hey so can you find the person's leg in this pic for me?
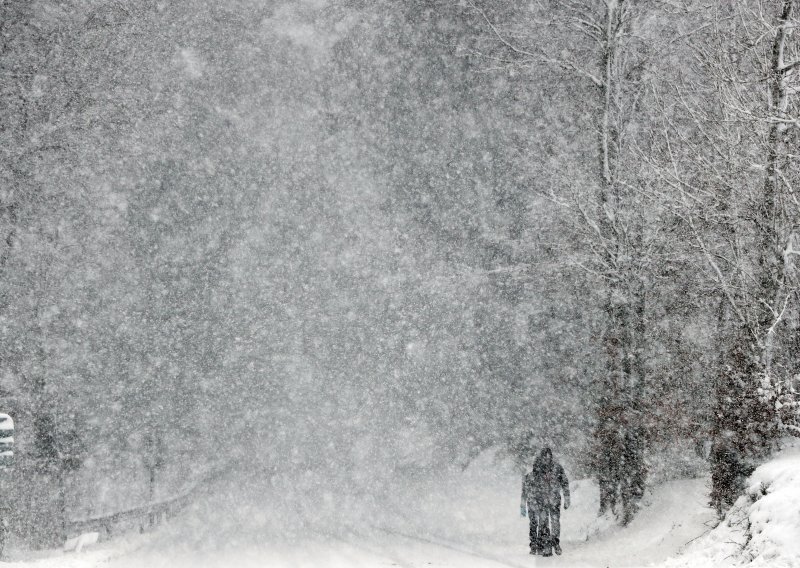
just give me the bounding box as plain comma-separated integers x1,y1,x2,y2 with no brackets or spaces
551,505,562,554
529,507,542,553
528,509,537,553
540,508,552,556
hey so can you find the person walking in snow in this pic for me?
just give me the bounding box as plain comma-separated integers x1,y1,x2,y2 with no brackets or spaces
520,447,570,556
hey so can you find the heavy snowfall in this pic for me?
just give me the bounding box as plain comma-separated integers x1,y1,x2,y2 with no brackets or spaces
1,1,799,567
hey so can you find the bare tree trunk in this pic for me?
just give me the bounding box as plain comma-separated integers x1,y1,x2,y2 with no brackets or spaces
758,0,793,372
591,0,647,524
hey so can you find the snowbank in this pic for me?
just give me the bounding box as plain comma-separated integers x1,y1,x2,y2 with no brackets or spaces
0,532,152,568
662,438,800,568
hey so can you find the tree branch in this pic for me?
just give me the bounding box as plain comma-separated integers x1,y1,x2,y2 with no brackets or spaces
779,58,800,74
466,2,603,88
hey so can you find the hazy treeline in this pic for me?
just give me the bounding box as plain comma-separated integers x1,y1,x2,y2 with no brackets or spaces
0,0,797,546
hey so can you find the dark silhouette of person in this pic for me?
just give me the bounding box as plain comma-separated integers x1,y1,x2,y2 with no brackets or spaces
520,447,570,556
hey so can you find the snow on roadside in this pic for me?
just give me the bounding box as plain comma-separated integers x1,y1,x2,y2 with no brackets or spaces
0,532,154,568
1,551,113,568
661,438,800,568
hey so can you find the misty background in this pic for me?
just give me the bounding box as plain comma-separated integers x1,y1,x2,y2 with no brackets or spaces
1,0,798,553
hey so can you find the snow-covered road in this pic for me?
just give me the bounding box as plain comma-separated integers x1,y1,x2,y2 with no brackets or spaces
17,439,800,568
3,475,716,568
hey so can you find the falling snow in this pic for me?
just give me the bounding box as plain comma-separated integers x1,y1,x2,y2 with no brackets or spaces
0,1,799,567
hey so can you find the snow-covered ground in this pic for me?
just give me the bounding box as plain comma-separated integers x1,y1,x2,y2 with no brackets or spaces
663,438,800,568
5,442,800,568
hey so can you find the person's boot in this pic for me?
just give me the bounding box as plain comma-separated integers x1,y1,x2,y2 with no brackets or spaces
554,538,562,556
541,537,553,558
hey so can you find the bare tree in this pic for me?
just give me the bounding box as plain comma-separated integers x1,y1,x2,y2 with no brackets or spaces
463,0,679,524
647,0,800,515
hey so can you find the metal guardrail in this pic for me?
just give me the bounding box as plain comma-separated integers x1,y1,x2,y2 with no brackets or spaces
66,489,191,538
65,468,224,539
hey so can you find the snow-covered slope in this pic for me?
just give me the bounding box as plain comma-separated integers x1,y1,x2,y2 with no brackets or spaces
661,438,800,568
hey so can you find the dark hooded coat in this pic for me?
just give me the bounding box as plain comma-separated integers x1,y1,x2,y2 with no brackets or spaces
522,448,570,509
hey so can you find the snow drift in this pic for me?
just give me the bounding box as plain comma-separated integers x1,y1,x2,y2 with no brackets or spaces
663,438,800,568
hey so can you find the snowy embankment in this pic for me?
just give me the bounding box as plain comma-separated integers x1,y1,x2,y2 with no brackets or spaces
661,438,800,568
8,443,800,568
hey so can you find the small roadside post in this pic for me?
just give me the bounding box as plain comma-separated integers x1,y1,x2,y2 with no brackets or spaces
142,432,166,529
0,414,14,558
